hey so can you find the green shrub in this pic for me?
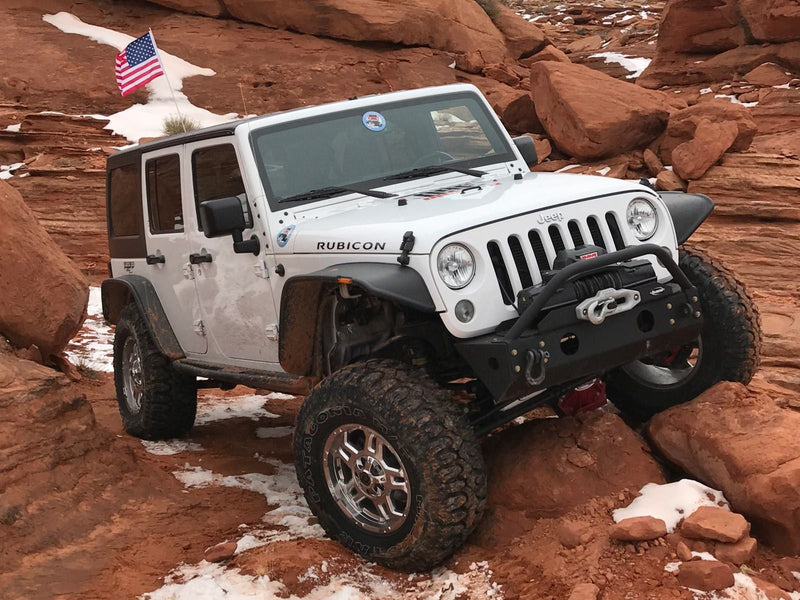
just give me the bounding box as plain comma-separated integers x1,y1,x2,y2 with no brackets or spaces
475,0,500,20
162,114,199,136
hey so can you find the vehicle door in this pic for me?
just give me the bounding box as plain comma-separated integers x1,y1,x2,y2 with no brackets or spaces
183,139,279,363
140,147,207,354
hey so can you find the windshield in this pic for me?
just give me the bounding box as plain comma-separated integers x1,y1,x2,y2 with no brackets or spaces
250,91,515,208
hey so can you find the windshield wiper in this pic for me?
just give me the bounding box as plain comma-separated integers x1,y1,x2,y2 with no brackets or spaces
278,185,395,204
384,165,487,182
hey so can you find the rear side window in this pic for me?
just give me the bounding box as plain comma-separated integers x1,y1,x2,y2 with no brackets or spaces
145,154,184,234
192,144,249,229
108,163,142,237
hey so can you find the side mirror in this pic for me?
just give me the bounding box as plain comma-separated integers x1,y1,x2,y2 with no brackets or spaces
512,136,538,168
198,197,260,255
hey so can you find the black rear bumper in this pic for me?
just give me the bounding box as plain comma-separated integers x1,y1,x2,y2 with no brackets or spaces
455,244,703,402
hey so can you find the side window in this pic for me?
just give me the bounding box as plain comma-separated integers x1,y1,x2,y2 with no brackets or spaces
109,163,142,237
430,104,495,159
191,144,250,230
145,154,184,234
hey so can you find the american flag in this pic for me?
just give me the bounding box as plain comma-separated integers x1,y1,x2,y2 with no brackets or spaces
115,31,165,97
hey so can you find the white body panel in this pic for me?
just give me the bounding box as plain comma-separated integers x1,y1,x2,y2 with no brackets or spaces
113,83,681,371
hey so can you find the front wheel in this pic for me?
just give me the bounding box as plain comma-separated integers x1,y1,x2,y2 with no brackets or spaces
607,245,761,421
293,359,486,571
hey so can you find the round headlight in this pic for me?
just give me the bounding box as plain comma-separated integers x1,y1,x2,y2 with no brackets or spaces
626,198,658,241
437,243,475,289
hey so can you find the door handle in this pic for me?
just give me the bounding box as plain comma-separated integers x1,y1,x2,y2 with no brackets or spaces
146,254,165,265
189,251,213,265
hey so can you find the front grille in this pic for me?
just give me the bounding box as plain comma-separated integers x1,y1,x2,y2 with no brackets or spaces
488,212,627,304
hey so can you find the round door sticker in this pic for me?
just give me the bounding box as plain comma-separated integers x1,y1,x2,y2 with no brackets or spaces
362,111,386,132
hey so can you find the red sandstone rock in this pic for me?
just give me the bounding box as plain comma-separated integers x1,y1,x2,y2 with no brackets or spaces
568,583,599,600
656,170,687,192
529,62,671,160
455,51,486,74
0,181,87,357
204,540,238,562
676,541,693,562
484,85,541,134
611,516,668,542
521,45,571,66
744,63,793,87
146,0,226,17
740,0,800,43
649,382,800,554
661,100,757,164
483,63,521,87
565,35,603,54
557,520,593,549
643,148,664,176
677,560,735,591
530,135,552,163
681,506,749,543
672,119,739,180
715,536,757,565
492,5,548,60
221,0,509,62
486,412,664,518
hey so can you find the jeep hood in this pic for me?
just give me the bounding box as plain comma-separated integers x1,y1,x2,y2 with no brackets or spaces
281,172,654,255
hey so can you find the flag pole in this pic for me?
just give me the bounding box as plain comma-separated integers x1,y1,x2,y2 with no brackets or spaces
149,29,187,133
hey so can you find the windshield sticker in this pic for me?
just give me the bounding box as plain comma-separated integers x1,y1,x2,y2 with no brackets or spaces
362,111,386,132
276,224,295,247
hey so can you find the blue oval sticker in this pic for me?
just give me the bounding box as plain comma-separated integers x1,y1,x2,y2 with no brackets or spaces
276,224,295,248
362,111,386,132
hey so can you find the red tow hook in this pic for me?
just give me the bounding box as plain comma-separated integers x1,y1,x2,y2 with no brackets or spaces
558,379,607,416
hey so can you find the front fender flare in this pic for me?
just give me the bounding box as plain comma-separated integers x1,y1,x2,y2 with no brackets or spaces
279,263,437,375
100,275,184,360
659,192,714,244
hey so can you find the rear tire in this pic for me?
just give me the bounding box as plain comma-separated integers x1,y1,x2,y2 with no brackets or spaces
607,245,761,421
293,359,486,571
113,303,197,440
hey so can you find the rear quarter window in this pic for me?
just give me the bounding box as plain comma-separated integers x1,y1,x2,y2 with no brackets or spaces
107,160,146,258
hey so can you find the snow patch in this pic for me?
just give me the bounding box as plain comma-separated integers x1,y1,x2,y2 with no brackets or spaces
4,123,21,132
42,12,237,142
142,440,204,455
589,52,651,79
66,286,115,372
195,395,281,425
714,93,758,108
0,162,24,179
613,479,729,532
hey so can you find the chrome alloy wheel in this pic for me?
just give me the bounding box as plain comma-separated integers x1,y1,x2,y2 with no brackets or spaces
121,336,144,414
322,424,411,534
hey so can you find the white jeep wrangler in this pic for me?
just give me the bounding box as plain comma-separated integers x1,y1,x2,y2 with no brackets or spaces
102,84,761,571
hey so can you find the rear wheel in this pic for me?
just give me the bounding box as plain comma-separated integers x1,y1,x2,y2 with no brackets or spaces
293,359,486,571
113,304,197,440
607,245,761,421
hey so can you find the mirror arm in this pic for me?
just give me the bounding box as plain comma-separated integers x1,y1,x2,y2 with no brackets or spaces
232,229,261,255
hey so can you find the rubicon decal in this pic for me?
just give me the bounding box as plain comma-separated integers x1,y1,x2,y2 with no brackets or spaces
317,241,387,251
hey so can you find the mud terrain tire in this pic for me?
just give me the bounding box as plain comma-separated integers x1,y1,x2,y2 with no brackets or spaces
607,245,761,421
113,303,197,440
293,359,486,572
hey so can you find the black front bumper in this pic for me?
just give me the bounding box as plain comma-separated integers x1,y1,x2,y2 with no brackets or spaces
455,244,703,402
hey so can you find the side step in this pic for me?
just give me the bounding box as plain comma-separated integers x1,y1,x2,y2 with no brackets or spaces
173,360,314,396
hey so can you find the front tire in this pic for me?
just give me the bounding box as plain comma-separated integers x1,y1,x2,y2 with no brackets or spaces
293,359,486,571
607,245,761,421
113,303,197,440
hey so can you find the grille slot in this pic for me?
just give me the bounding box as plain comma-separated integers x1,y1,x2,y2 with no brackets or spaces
587,216,606,249
548,225,565,253
487,241,515,305
528,230,550,272
508,235,533,289
568,220,584,247
605,212,626,251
